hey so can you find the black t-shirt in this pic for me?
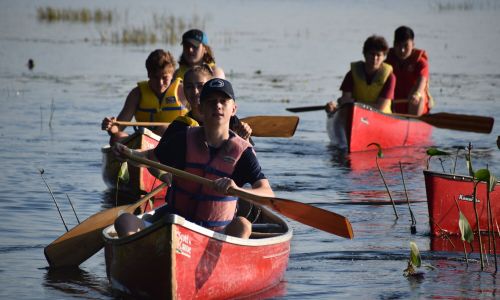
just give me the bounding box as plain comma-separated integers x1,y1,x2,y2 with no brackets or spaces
154,129,265,187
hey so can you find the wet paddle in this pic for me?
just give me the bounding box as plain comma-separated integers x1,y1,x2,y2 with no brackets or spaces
114,115,299,138
286,105,494,133
44,182,168,269
125,152,354,239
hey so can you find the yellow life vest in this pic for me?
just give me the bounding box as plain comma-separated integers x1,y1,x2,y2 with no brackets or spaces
174,115,200,127
174,62,217,81
134,79,188,122
351,61,393,113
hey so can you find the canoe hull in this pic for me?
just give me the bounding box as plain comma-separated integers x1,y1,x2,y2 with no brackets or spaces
424,170,500,236
103,205,292,299
327,103,433,152
101,128,166,210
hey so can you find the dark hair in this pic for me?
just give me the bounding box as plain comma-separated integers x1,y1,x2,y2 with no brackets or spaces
183,64,214,81
145,49,176,75
394,26,415,43
362,35,389,55
178,44,216,66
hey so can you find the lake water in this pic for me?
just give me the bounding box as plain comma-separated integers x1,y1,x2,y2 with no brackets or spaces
0,0,499,299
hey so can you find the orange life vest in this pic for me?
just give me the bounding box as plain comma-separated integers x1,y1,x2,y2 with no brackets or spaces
168,127,251,231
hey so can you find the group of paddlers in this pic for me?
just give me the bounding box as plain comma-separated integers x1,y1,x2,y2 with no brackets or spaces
101,26,432,239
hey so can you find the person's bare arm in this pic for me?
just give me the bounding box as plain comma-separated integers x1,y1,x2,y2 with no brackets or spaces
102,87,141,134
408,76,427,115
213,178,274,198
375,97,392,113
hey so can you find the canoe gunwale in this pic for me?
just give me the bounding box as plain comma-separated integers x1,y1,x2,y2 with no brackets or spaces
423,170,500,184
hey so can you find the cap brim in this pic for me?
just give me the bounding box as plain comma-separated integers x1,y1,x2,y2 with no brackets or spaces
182,38,201,47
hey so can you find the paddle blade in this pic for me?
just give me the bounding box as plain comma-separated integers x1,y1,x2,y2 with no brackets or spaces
253,196,354,239
44,183,167,269
286,105,326,113
44,205,130,269
419,113,494,134
241,116,299,137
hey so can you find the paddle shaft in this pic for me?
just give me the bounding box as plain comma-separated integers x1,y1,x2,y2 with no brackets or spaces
392,112,494,134
44,182,168,268
286,100,410,113
114,115,299,138
125,152,354,239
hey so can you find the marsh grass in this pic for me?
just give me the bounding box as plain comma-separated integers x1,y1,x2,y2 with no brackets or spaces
37,7,113,23
102,13,206,45
37,7,207,45
433,0,500,11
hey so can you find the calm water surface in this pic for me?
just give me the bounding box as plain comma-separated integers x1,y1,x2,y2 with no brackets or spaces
0,0,499,299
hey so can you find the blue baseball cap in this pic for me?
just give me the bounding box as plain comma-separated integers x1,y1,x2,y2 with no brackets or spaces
200,78,235,102
182,29,208,47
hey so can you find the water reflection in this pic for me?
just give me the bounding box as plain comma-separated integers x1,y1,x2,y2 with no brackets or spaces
329,145,428,174
43,267,113,298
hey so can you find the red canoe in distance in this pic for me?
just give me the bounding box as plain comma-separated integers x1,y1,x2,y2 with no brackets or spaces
103,201,292,299
327,103,433,152
424,170,500,236
101,128,166,212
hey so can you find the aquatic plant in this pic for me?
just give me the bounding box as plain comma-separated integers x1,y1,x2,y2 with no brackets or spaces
452,146,466,174
456,200,474,266
404,241,435,277
38,168,69,232
116,162,129,206
433,0,500,12
399,162,416,234
425,147,450,170
37,7,113,23
473,168,498,271
49,98,55,128
100,13,206,46
367,143,398,219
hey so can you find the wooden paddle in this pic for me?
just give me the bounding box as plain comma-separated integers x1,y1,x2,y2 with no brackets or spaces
125,152,354,239
114,115,300,138
286,100,426,113
391,112,494,134
286,104,494,134
44,182,168,269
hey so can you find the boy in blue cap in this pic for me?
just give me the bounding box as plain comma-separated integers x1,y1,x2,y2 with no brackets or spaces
114,78,272,238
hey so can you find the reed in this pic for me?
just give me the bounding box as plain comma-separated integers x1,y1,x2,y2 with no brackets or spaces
101,14,206,45
37,7,113,23
367,143,398,219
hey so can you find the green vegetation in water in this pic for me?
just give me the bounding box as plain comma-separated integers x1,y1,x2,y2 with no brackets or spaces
404,241,435,277
367,143,398,219
37,7,113,23
433,0,500,11
102,13,207,45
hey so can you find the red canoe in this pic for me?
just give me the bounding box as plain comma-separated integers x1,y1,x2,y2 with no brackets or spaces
327,103,433,152
103,201,292,299
101,128,166,211
424,170,500,236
